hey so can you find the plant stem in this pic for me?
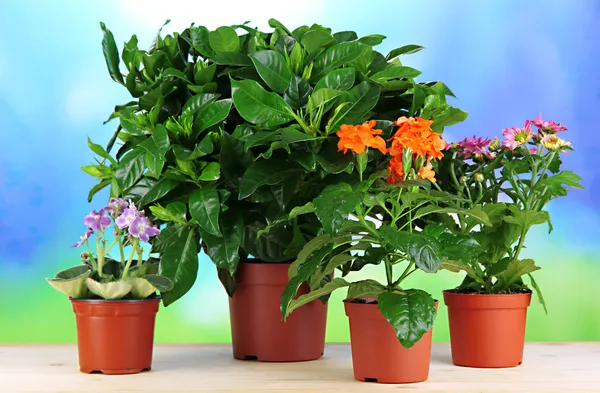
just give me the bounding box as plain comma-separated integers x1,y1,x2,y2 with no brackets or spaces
96,235,104,276
513,229,528,261
398,262,415,285
384,255,393,288
137,246,144,267
85,239,97,271
121,239,139,279
117,230,125,263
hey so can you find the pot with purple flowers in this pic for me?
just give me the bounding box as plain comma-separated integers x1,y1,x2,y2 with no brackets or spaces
46,198,172,375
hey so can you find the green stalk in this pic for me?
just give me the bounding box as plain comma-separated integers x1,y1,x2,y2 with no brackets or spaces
96,235,104,276
121,239,139,279
117,229,125,264
384,255,393,288
397,262,415,285
85,239,97,271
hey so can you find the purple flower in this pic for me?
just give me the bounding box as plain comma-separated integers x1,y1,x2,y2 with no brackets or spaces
530,113,567,132
502,124,533,150
83,210,112,231
72,228,93,248
453,136,493,159
106,198,129,216
129,216,161,243
115,207,139,229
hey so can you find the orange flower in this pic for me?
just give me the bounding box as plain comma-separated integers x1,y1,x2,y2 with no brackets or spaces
337,120,387,155
418,161,437,183
386,156,404,184
389,116,446,161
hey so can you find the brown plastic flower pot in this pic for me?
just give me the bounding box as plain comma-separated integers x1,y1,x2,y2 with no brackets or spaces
443,290,531,368
344,300,437,384
229,261,327,362
71,298,160,374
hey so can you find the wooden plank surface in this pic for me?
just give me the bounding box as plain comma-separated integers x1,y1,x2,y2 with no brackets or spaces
0,343,599,392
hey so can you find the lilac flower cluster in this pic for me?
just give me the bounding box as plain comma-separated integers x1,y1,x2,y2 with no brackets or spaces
73,198,160,247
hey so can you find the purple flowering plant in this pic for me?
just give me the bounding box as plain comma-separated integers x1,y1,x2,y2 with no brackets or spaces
47,198,173,300
433,114,583,307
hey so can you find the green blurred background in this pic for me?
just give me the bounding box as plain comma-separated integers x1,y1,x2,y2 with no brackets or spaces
1,0,599,342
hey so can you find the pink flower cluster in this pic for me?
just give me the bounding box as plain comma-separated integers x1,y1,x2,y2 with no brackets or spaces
450,136,495,159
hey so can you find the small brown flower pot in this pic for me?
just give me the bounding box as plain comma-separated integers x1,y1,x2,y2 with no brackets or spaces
71,298,160,374
344,300,437,384
229,261,327,362
443,290,532,368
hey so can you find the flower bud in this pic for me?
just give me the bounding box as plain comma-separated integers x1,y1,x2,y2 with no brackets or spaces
80,252,89,260
488,136,501,152
474,173,484,182
459,176,467,183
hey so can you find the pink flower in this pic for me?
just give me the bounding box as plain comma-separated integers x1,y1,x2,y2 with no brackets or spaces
531,113,567,132
529,147,538,154
502,124,533,150
453,135,493,159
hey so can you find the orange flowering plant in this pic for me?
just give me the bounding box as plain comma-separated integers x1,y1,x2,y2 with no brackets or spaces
280,116,491,348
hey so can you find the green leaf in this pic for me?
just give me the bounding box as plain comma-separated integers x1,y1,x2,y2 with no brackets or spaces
88,179,111,202
86,278,132,300
281,127,320,144
441,260,484,284
190,26,214,57
271,171,301,210
286,278,350,316
231,79,295,128
201,213,243,276
208,26,240,53
494,259,540,291
372,64,421,82
314,68,355,91
81,164,113,179
347,279,385,299
239,159,302,199
288,235,346,278
528,273,547,314
504,207,552,233
351,245,385,271
410,81,426,117
308,88,343,110
357,34,386,46
193,99,232,134
190,187,221,236
537,170,584,198
386,44,424,60
194,63,217,85
316,142,354,173
46,266,92,298
378,289,436,348
313,183,362,236
182,93,220,115
289,202,315,218
150,204,187,224
413,205,491,227
198,162,221,181
212,52,252,66
99,22,123,84
284,75,313,110
300,29,336,54
242,131,281,150
137,178,179,208
220,133,253,184
115,148,145,190
312,42,370,80
326,81,380,133
268,18,293,35
127,276,169,299
250,50,292,93
158,226,199,306
380,226,443,273
312,253,355,287
88,138,117,166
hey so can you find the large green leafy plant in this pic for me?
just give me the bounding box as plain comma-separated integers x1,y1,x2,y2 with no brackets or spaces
436,115,583,310
85,19,467,304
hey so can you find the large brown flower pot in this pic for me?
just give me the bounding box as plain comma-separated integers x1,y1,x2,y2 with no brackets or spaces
71,298,160,374
344,300,436,384
443,290,532,368
229,261,327,362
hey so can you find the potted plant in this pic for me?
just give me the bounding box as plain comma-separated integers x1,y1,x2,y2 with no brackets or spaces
46,198,172,374
280,117,490,383
437,115,583,367
88,19,466,362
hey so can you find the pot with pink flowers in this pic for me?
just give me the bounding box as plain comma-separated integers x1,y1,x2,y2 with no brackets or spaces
46,198,172,375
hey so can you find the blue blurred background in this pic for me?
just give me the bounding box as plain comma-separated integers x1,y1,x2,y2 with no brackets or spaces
1,0,599,342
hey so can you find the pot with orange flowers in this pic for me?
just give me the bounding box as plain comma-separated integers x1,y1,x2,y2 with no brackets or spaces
280,117,490,383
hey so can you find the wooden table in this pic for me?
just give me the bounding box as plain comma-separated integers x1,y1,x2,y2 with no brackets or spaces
1,343,599,392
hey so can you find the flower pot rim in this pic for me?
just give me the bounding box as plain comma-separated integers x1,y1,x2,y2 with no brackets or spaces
442,289,532,297
69,296,161,304
343,298,439,304
242,259,293,265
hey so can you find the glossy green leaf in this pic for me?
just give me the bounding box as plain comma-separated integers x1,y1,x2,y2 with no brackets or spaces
198,162,221,181
312,42,370,80
88,179,111,202
494,259,540,291
410,80,426,117
316,142,353,173
300,29,336,55
189,187,221,236
231,79,295,128
194,63,217,85
386,44,424,60
351,246,385,271
441,260,484,284
326,81,380,133
380,226,443,273
271,171,301,210
313,183,362,235
128,277,159,299
190,26,214,57
81,164,113,179
372,64,421,81
504,207,552,233
239,159,302,199
201,213,243,276
537,170,584,198
528,273,547,314
182,93,220,115
220,133,254,184
242,130,281,150
314,68,355,91
378,289,436,348
357,34,386,46
347,279,385,299
281,127,320,144
159,226,199,306
286,278,350,316
284,76,313,110
115,148,145,190
268,18,293,35
150,204,187,224
99,22,123,84
88,138,117,166
137,178,179,208
333,31,358,42
85,278,132,300
193,99,232,134
212,52,252,66
413,205,491,227
250,50,292,93
208,26,240,52
46,266,92,298
289,202,315,219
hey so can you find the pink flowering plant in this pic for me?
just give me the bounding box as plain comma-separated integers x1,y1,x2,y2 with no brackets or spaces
46,198,173,300
434,114,582,308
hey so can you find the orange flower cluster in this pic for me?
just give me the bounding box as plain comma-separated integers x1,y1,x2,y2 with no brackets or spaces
336,120,387,155
336,116,445,185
